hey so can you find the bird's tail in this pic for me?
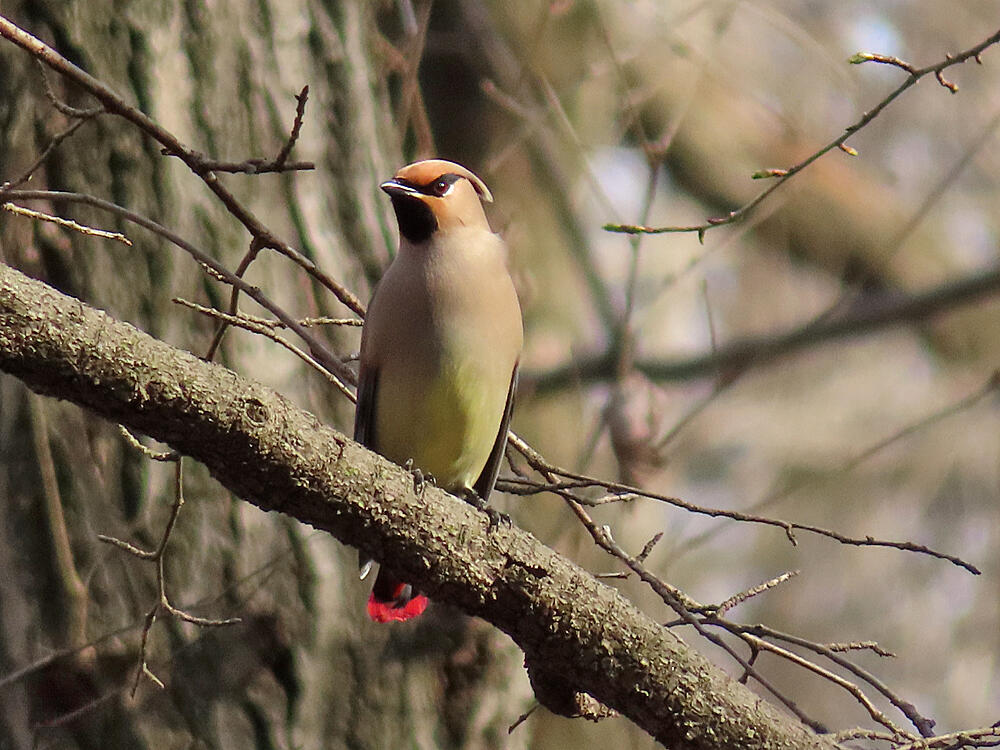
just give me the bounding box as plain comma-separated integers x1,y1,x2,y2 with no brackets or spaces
366,566,428,623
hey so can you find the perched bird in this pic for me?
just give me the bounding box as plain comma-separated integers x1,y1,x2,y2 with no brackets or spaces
355,159,523,623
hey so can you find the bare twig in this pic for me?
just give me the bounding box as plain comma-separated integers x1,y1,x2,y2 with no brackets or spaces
98,459,239,696
396,1,436,156
731,633,915,739
274,85,309,167
712,570,798,618
118,425,177,462
1,115,95,190
204,238,264,361
0,17,364,317
720,622,931,736
179,86,312,175
896,725,1000,750
507,703,539,734
589,520,928,737
173,297,356,402
507,433,980,574
556,489,830,732
826,641,896,658
508,427,831,729
184,156,314,174
34,58,103,118
198,309,361,330
637,532,662,562
504,428,958,735
605,28,1000,239
4,201,132,245
0,188,357,387
831,727,898,744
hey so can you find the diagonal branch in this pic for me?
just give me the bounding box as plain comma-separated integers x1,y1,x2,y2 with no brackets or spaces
605,28,1000,239
0,15,364,319
0,261,837,750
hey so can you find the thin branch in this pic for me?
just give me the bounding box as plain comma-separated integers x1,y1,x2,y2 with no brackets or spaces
173,297,355,402
251,314,363,329
510,433,831,730
204,238,264,361
3,201,132,245
34,58,103,118
723,622,932,736
605,28,1000,238
506,434,981,574
507,704,539,734
118,425,177,462
393,0,435,156
556,488,830,732
0,17,364,317
176,85,313,174
891,726,1000,750
98,458,239,695
1,115,95,190
712,570,798,618
274,84,309,167
498,435,964,735
186,156,314,174
831,726,898,744
0,188,357,387
574,497,931,739
734,633,915,740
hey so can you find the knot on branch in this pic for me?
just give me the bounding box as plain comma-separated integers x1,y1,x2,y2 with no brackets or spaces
525,659,617,722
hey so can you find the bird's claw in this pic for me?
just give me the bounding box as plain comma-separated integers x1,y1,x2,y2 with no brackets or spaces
462,489,511,531
404,460,435,495
484,506,512,531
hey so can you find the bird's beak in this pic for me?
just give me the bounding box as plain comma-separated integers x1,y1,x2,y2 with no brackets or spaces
380,179,422,199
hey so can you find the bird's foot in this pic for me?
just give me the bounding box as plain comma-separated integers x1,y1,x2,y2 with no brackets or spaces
404,460,435,496
462,489,511,531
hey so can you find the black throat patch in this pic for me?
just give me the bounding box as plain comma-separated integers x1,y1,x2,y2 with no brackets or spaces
390,195,437,244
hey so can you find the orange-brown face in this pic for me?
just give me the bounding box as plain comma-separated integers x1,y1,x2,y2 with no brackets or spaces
381,160,493,243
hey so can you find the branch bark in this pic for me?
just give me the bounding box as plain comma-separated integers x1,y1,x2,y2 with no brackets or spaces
0,261,836,749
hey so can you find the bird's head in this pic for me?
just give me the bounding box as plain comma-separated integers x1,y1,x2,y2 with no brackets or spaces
380,159,493,244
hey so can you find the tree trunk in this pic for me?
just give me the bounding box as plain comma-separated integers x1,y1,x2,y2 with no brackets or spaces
0,2,530,748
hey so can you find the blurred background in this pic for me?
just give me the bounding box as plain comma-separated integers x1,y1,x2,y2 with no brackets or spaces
0,1,997,748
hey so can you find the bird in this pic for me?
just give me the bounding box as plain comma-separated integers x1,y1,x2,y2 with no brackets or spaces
355,159,523,623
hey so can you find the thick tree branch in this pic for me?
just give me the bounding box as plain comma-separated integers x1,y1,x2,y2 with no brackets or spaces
0,262,835,749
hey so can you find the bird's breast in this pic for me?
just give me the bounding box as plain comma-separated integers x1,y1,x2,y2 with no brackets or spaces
364,235,521,491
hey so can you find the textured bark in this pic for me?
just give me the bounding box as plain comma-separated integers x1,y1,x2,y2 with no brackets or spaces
0,2,529,748
0,260,838,750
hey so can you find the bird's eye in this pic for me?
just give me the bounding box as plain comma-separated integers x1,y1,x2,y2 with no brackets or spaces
431,178,450,196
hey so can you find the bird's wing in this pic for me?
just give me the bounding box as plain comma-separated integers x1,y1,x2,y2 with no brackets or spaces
472,363,519,503
354,363,378,447
354,363,378,579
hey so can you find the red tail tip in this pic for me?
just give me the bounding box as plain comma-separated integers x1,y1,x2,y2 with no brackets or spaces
367,593,429,623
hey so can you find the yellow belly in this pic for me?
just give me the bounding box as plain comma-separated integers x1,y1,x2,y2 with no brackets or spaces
374,357,504,492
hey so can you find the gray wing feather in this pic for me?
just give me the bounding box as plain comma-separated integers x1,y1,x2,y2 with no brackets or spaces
473,363,518,502
355,365,378,579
